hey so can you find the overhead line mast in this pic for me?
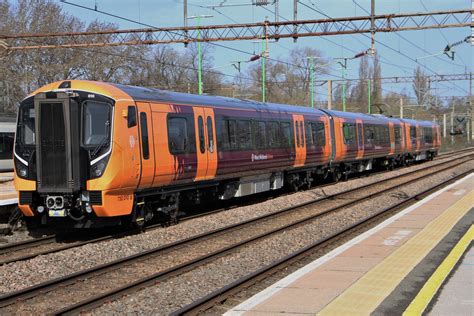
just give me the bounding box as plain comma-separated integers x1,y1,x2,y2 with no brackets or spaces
1,9,472,50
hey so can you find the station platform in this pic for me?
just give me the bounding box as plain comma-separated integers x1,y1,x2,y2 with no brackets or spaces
0,172,14,183
0,174,17,206
226,173,473,316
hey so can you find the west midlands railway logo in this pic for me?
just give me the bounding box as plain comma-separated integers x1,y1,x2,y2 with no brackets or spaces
251,153,273,162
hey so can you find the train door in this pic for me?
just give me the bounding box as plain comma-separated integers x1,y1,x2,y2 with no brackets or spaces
388,122,395,155
136,102,156,189
405,123,412,152
193,107,218,181
399,122,406,151
416,124,421,151
356,119,364,159
292,114,306,167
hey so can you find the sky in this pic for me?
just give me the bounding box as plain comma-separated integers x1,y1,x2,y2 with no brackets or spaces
59,0,473,103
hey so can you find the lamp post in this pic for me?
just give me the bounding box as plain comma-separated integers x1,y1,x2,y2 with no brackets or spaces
309,58,314,108
335,58,348,112
335,50,369,112
261,39,266,102
306,56,329,108
253,39,273,102
367,78,371,114
187,15,213,95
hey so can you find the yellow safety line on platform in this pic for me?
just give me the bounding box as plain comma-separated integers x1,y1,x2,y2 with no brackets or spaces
403,225,474,316
317,190,474,316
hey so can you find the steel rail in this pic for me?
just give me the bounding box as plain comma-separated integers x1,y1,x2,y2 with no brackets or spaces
0,232,122,266
0,235,55,253
173,169,473,315
42,157,472,314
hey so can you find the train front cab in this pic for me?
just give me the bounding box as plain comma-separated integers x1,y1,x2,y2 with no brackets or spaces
14,82,144,228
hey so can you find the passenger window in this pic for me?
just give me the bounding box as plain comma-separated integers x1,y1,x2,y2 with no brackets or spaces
221,119,237,150
139,112,149,160
267,122,280,148
280,122,292,148
316,122,326,147
372,125,388,145
255,121,267,149
299,121,304,147
295,121,300,147
410,126,417,146
357,124,363,145
305,123,313,146
364,125,374,143
394,126,402,144
198,116,205,153
127,106,137,128
207,117,214,153
168,117,188,153
423,127,433,143
343,123,356,144
237,120,252,149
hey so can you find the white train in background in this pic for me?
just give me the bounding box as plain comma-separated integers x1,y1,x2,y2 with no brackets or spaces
0,115,15,172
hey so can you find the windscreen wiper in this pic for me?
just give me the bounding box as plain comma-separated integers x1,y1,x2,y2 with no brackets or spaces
91,120,110,158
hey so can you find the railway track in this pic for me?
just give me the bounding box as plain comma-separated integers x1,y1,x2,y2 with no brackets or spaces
0,230,130,266
174,169,473,315
1,148,472,266
0,195,280,266
0,153,470,314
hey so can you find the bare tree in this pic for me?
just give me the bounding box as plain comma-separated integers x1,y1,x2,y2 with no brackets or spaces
371,52,382,105
413,66,430,106
245,47,328,105
349,56,370,112
0,0,153,112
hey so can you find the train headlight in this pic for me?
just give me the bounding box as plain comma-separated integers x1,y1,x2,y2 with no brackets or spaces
19,167,28,177
85,205,93,213
46,197,55,208
14,158,30,179
90,156,109,179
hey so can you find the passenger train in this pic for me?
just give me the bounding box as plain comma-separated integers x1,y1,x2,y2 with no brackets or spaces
14,80,440,228
0,116,15,172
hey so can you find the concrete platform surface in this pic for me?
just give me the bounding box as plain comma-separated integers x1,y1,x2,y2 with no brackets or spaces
225,173,473,316
0,177,17,205
427,243,473,316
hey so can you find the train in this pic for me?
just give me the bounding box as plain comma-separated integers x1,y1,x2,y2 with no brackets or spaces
14,80,440,228
0,116,15,172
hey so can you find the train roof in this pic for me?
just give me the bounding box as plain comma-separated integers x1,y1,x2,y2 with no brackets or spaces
28,81,438,126
325,110,394,122
400,118,437,127
29,80,327,116
111,83,329,116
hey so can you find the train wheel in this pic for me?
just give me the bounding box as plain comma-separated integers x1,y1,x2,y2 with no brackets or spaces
332,169,341,183
342,170,349,181
291,182,299,192
130,205,146,231
402,157,409,167
389,161,395,171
